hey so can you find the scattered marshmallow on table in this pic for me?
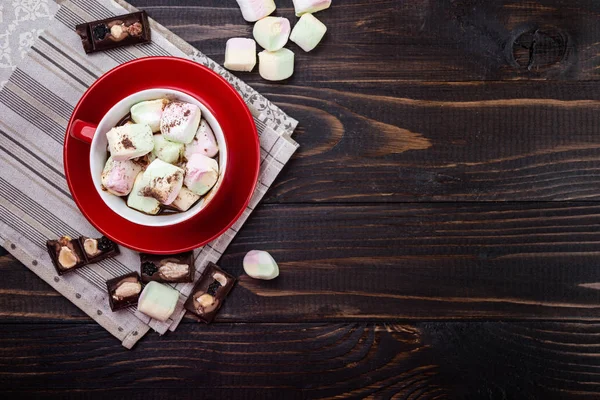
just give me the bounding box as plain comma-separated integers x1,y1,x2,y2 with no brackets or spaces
100,156,142,196
140,158,184,205
160,101,201,144
127,172,161,215
130,99,168,132
185,119,219,159
184,153,219,196
106,124,154,161
290,13,327,52
236,0,276,22
137,281,179,322
258,48,295,81
224,38,257,72
253,17,290,51
171,186,201,212
153,134,184,164
293,0,331,16
243,250,279,280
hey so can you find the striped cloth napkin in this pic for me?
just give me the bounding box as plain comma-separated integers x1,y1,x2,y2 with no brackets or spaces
0,0,298,348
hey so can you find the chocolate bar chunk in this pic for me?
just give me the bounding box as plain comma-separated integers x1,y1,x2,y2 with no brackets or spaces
76,11,150,54
46,236,87,275
107,272,142,311
79,235,120,264
184,262,236,323
140,251,194,283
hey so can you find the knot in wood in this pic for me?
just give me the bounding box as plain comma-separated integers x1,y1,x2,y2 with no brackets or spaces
511,29,566,71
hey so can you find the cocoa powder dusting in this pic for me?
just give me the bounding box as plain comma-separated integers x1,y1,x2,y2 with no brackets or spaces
121,137,134,149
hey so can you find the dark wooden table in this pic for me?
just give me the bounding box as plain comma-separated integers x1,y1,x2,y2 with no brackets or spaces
2,0,600,398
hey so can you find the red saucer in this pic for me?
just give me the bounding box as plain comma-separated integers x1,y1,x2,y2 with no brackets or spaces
64,57,259,254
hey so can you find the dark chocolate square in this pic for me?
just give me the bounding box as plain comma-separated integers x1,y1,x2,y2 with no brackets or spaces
76,11,151,54
46,236,87,275
79,236,120,264
184,262,236,324
106,272,142,311
140,251,194,283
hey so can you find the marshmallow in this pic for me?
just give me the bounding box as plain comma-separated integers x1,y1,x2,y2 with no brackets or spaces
106,124,154,161
153,134,184,164
160,101,201,144
224,38,257,72
130,99,168,132
290,13,327,52
185,119,219,159
127,172,160,215
243,250,279,280
258,48,295,81
293,0,331,16
171,186,201,212
184,153,219,196
236,0,276,22
253,17,291,51
140,159,184,205
101,156,142,196
137,281,179,322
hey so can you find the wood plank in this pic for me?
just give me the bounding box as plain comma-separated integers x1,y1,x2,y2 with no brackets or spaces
134,0,600,82
256,80,600,202
0,321,599,399
3,202,600,322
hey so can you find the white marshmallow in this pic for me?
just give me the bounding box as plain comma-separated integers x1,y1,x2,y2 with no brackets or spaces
258,48,295,81
224,38,257,72
106,124,154,161
153,134,184,164
100,155,142,196
293,0,331,16
236,0,276,22
171,186,201,212
130,99,168,132
127,172,161,215
243,250,279,280
160,102,201,144
185,119,219,159
290,13,327,52
137,281,179,322
253,17,291,51
184,154,219,196
140,159,184,205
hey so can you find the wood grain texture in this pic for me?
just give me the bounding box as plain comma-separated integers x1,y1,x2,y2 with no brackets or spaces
3,203,600,322
135,0,600,82
256,81,600,202
1,321,599,399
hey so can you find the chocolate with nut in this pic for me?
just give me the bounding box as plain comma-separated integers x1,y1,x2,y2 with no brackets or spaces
107,272,142,311
79,235,120,264
184,262,236,323
46,236,87,275
140,251,194,283
76,11,151,54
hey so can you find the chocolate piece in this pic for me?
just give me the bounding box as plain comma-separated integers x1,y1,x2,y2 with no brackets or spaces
79,235,120,264
184,262,236,323
46,236,87,275
106,272,142,311
76,11,151,54
140,251,194,283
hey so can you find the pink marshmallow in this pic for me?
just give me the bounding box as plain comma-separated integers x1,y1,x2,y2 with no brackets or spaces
101,156,142,196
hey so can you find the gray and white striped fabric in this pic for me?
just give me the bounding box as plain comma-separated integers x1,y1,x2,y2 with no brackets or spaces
0,0,298,348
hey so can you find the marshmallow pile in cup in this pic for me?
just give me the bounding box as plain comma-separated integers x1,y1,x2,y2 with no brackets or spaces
226,0,331,80
100,98,220,216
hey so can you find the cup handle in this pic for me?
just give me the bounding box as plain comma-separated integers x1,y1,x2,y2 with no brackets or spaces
70,119,96,144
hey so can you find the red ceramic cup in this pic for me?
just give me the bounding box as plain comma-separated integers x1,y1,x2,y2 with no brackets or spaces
65,57,260,254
